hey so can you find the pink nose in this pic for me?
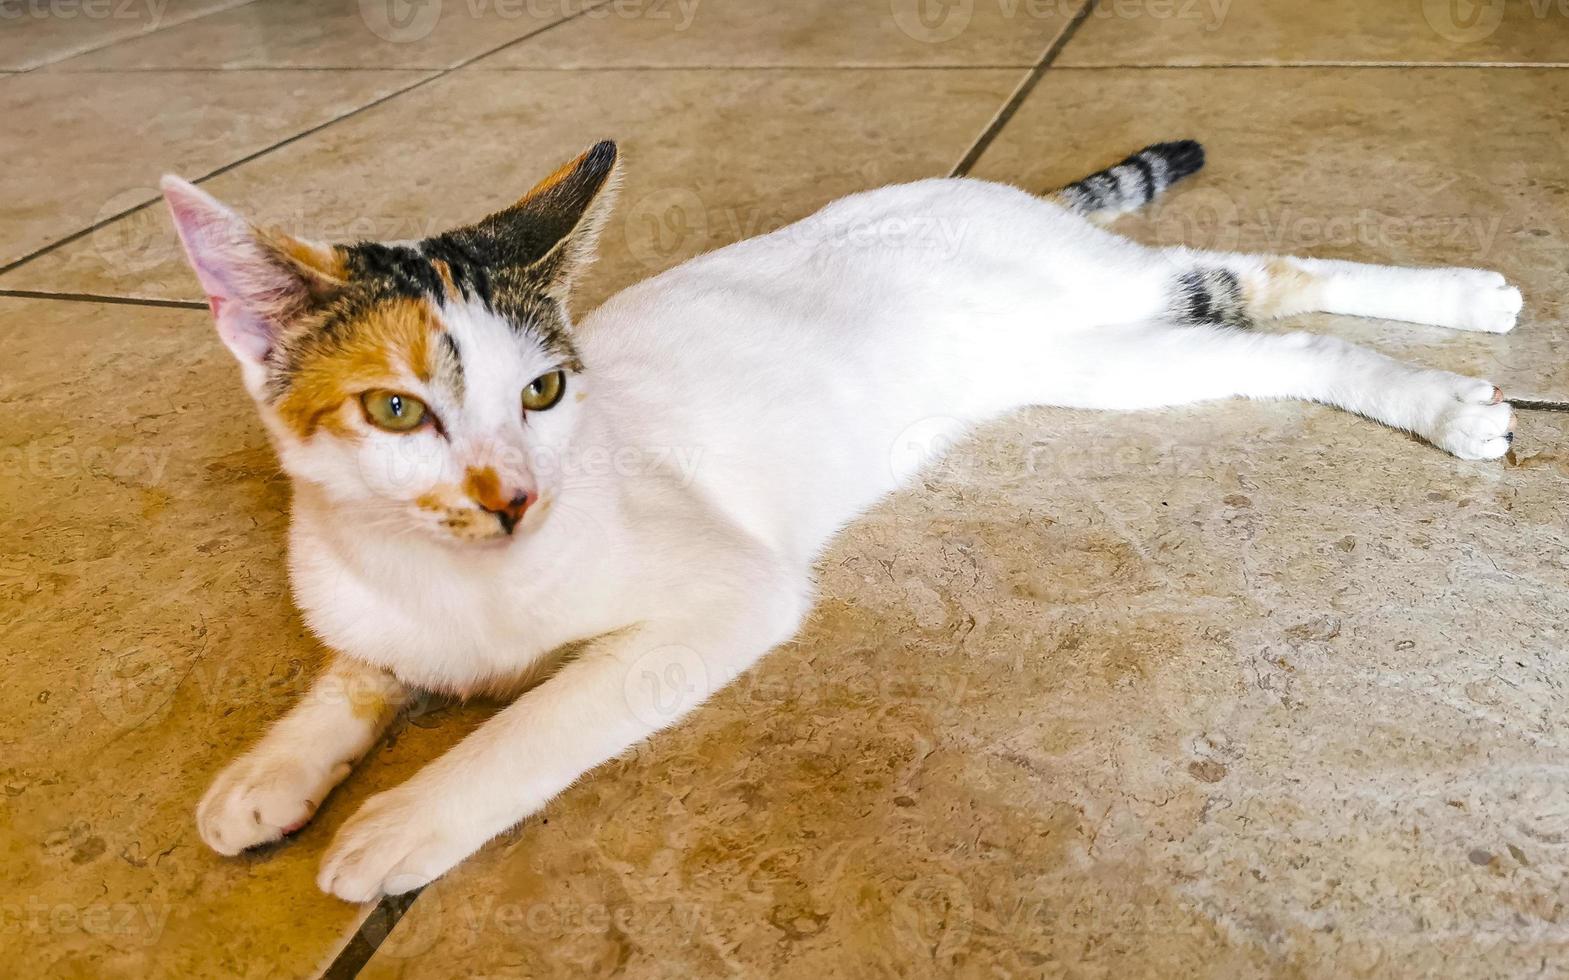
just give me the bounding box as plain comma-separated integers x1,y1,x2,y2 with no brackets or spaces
480,493,530,534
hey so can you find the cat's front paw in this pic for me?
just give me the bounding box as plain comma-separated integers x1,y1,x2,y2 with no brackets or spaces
317,787,478,902
198,751,351,856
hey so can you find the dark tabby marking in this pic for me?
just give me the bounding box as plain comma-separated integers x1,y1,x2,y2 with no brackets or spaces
280,140,619,394
436,331,464,397
1170,268,1250,329
1055,140,1206,217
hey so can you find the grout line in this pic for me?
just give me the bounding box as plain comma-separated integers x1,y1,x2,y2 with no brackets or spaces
0,288,204,309
459,62,1038,71
50,65,455,73
48,63,1040,73
1051,60,1569,69
948,0,1100,177
320,888,426,980
15,0,260,73
37,60,1569,75
0,73,439,278
0,1,613,283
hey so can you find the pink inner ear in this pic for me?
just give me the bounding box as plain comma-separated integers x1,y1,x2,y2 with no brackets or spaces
162,176,291,366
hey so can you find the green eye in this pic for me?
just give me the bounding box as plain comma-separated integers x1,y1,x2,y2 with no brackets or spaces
360,390,428,432
521,370,566,412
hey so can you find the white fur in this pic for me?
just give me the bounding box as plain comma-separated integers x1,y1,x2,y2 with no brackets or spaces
190,176,1522,900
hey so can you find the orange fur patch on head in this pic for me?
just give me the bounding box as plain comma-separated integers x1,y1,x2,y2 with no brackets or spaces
276,296,442,438
463,466,507,511
430,258,460,299
259,228,347,283
517,151,586,207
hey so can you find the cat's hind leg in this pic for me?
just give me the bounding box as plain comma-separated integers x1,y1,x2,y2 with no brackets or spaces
1038,322,1515,460
1161,249,1523,334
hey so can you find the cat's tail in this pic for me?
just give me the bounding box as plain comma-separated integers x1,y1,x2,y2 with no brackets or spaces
1050,140,1205,221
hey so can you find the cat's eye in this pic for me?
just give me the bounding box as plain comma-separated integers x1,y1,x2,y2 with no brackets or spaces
521,370,566,413
360,390,429,432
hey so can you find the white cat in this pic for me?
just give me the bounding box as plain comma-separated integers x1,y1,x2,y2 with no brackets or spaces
163,139,1522,901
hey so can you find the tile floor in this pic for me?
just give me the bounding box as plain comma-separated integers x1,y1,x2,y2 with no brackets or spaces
3,1,1568,976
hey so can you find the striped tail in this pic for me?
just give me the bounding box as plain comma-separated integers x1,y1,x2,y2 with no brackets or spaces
1052,140,1205,220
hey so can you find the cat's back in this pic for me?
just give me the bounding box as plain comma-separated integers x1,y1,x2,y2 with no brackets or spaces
572,177,1120,557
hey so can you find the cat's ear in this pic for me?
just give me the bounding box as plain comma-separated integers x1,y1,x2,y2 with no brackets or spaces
161,176,346,370
471,140,620,300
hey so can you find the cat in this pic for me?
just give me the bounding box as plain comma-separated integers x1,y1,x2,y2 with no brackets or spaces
163,138,1522,902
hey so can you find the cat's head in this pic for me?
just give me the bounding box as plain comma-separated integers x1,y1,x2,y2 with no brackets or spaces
163,141,619,546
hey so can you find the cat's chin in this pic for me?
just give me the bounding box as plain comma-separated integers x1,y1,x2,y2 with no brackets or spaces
432,530,517,551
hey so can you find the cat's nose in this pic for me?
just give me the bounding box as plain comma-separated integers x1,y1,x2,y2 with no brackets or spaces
481,494,530,535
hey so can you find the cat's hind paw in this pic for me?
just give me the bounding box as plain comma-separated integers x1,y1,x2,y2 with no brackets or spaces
1454,273,1523,334
197,752,350,856
1425,378,1515,460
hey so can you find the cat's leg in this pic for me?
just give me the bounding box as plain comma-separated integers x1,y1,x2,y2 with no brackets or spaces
198,657,409,855
316,574,809,902
1039,322,1515,460
1161,249,1523,334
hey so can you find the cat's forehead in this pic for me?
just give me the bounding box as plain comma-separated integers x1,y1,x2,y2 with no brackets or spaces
265,242,575,438
337,239,576,358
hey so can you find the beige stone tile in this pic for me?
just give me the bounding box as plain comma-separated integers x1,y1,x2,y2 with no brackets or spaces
969,66,1569,400
55,0,582,69
1,67,1023,311
0,0,246,71
353,396,1569,977
0,294,497,976
478,0,1080,68
0,68,430,270
1059,0,1569,66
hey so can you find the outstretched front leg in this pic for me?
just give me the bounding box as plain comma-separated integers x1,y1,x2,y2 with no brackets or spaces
198,657,410,854
317,576,809,902
1161,248,1524,334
